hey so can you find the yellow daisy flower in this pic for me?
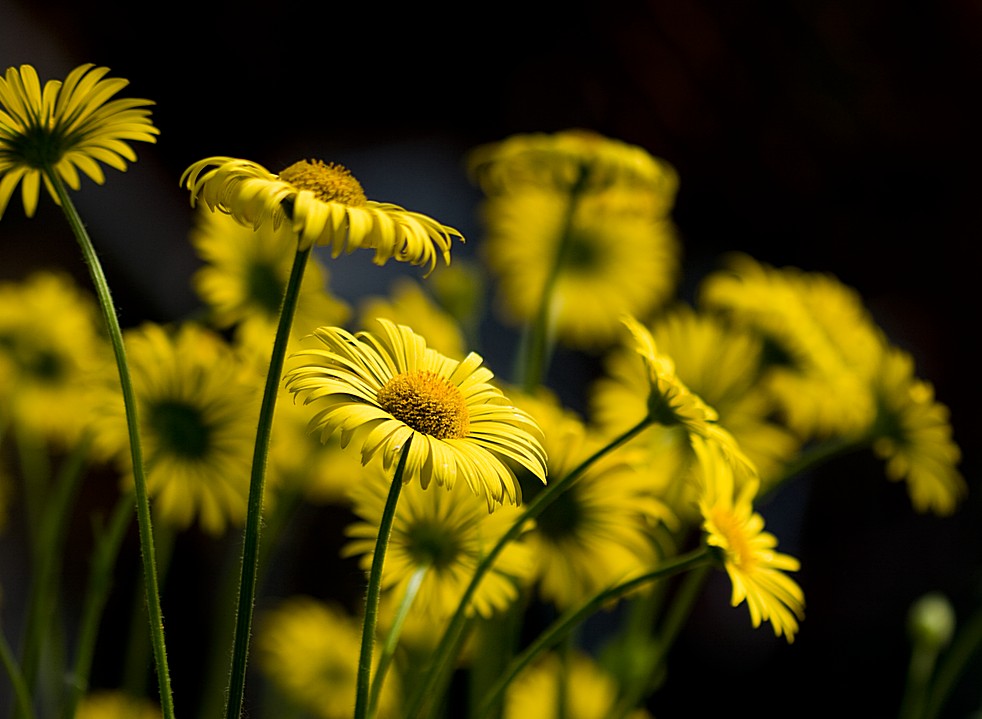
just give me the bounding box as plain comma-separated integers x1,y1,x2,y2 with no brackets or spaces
76,691,161,719
344,460,534,620
504,650,653,719
468,128,678,202
0,271,111,445
871,345,965,515
90,322,259,535
480,186,680,349
256,596,400,719
693,435,805,642
284,318,547,509
0,63,158,218
513,390,675,609
181,156,462,272
190,206,350,353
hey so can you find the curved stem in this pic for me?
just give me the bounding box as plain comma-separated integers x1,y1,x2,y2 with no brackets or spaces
224,245,311,719
355,437,413,719
405,417,653,719
923,605,982,719
475,548,712,719
46,170,175,719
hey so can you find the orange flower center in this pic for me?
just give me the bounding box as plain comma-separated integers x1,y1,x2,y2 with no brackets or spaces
377,370,470,440
278,159,367,206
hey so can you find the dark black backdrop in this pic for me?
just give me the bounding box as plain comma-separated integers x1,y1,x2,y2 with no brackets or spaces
1,2,980,717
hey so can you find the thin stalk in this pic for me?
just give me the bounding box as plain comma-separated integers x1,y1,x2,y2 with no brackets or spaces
368,564,428,719
924,606,982,719
760,434,868,502
355,437,413,719
1,620,36,719
405,416,653,719
474,548,712,719
46,170,175,719
224,244,312,719
61,494,135,719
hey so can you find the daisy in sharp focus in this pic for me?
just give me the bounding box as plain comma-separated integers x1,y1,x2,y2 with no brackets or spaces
693,435,805,642
182,156,463,273
284,318,547,510
0,63,158,218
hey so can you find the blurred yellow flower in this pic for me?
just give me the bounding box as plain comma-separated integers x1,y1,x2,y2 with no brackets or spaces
182,156,462,271
91,322,259,534
694,436,804,642
76,691,160,719
0,63,158,218
871,345,965,515
285,318,547,510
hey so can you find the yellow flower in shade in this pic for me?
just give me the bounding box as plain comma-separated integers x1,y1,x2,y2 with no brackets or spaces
190,207,350,353
344,460,534,620
693,435,805,643
480,186,680,349
181,156,462,272
284,318,547,510
76,691,160,719
512,390,675,609
504,650,653,719
91,322,259,535
871,345,965,515
699,253,883,439
358,277,467,360
256,597,400,719
468,129,678,203
0,271,111,445
0,63,158,218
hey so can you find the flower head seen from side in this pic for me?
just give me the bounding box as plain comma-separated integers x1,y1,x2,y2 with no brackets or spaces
181,157,463,272
344,459,534,620
694,435,805,642
871,344,965,515
0,63,158,219
90,322,259,535
285,318,547,510
256,597,401,719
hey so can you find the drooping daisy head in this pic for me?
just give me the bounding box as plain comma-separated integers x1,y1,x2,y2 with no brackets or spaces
693,435,805,643
90,322,259,535
284,318,547,510
181,156,463,272
190,206,350,355
256,596,400,719
0,63,158,218
480,186,680,349
871,344,965,515
344,459,534,620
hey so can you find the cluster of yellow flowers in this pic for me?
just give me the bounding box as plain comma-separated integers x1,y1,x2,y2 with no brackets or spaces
0,63,967,719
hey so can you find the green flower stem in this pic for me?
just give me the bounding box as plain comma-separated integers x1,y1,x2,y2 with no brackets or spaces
923,606,982,719
519,167,589,392
46,170,175,719
475,547,713,719
1,619,36,719
405,416,654,719
355,436,413,719
224,244,312,719
61,493,135,719
762,434,869,501
368,564,428,719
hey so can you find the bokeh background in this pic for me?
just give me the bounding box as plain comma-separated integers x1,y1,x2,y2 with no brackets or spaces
2,1,980,717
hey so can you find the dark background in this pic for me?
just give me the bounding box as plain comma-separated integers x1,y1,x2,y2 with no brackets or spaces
2,1,980,717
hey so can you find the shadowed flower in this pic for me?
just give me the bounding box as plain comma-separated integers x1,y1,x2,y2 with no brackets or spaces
181,156,462,272
694,436,804,642
285,318,547,510
76,691,160,719
871,345,965,515
0,63,158,218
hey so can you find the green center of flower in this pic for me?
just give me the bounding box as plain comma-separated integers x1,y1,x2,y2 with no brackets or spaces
5,124,67,168
148,400,211,459
246,261,285,316
406,520,460,569
534,484,583,540
560,228,600,271
278,159,367,206
377,370,470,440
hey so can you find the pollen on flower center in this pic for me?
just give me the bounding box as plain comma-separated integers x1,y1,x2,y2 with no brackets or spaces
377,370,470,440
278,159,367,206
709,509,753,569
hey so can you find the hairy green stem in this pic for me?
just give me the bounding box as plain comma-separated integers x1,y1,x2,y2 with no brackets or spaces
405,416,653,719
47,170,175,719
224,245,311,719
355,437,413,719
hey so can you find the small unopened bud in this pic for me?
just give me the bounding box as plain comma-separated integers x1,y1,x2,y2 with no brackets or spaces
908,591,956,651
